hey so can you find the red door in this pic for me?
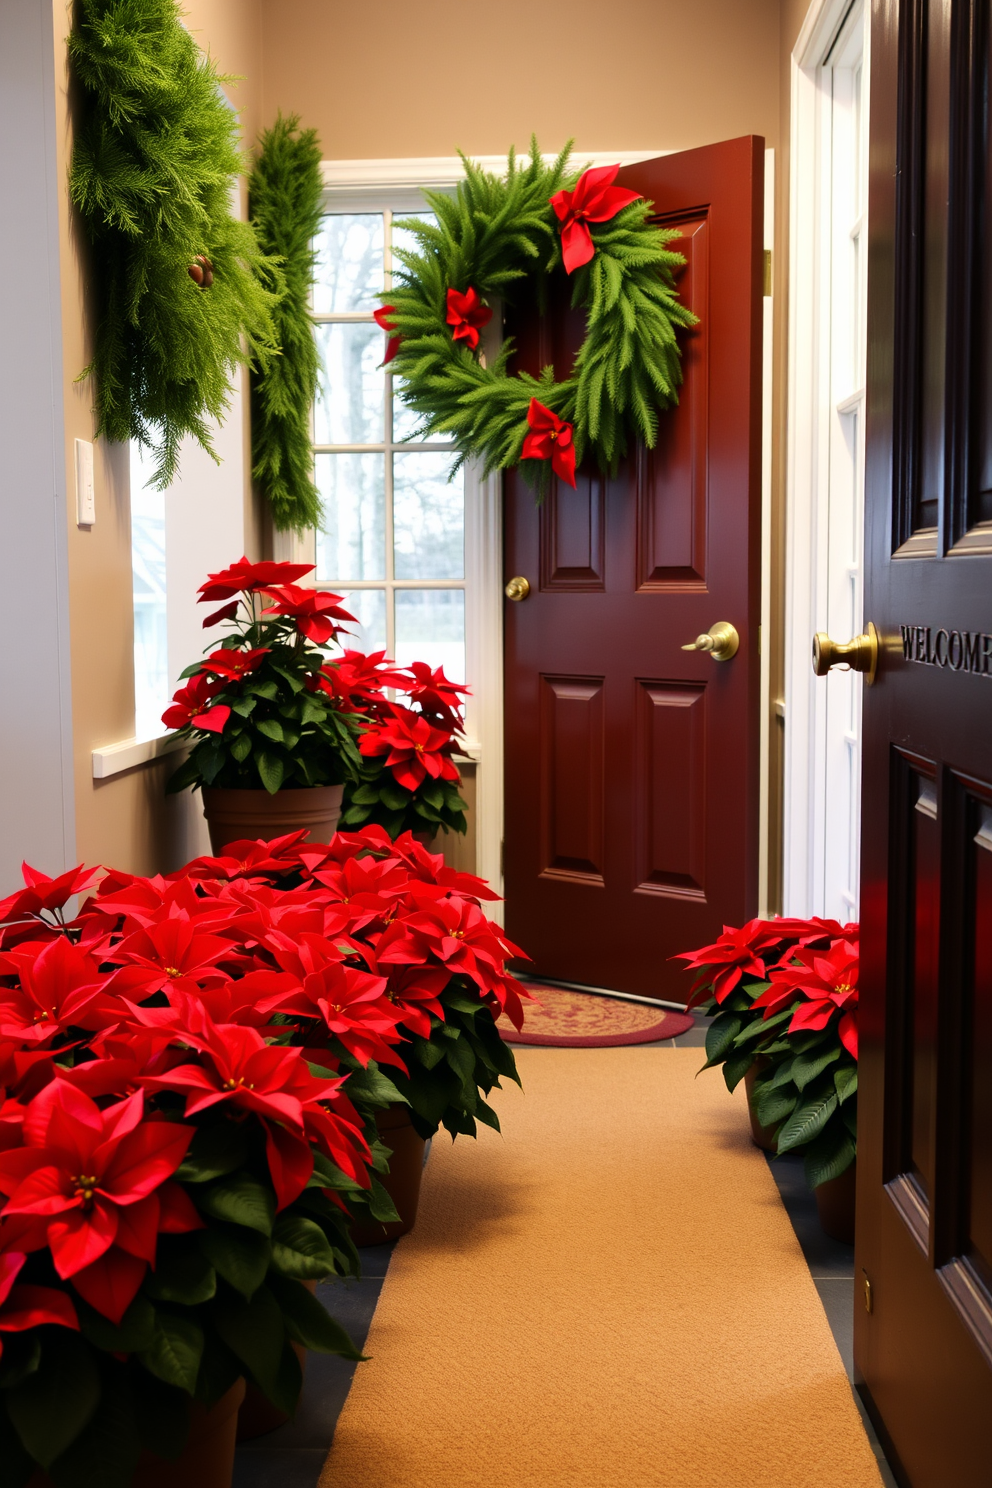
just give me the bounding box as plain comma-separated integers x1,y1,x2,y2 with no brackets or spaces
854,1,992,1481
503,137,764,1001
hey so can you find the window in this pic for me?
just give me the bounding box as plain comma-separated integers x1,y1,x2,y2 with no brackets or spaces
130,443,168,740
312,210,466,682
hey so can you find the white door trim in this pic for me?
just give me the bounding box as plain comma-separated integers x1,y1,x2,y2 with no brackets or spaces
783,0,868,916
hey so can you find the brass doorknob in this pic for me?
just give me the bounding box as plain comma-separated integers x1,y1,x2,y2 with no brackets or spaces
505,576,531,601
812,621,878,685
681,621,740,662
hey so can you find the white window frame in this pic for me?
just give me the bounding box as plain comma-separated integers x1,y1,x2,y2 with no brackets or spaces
783,0,871,918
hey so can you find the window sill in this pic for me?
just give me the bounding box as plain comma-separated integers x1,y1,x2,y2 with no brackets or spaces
92,734,184,780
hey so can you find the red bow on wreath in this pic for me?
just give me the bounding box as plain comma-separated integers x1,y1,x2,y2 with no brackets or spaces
522,398,576,487
549,164,642,275
446,287,492,350
374,305,402,364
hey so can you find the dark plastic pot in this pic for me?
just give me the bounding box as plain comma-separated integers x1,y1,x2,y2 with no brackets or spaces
743,1059,778,1152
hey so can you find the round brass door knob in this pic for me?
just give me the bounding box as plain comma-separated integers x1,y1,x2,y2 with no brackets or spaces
681,621,740,662
505,576,531,601
812,621,878,685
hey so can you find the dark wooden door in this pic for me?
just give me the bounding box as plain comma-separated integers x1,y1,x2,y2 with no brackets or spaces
855,2,992,1482
502,137,764,1002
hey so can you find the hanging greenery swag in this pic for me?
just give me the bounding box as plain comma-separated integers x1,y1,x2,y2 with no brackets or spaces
378,140,697,492
248,114,324,535
68,0,282,488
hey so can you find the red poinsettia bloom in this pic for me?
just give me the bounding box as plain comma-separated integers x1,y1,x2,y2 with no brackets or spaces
202,647,270,682
751,938,860,1058
137,1004,371,1204
0,1247,78,1358
0,1082,198,1323
377,892,524,994
675,918,787,1006
359,708,460,792
162,673,230,734
397,661,469,731
549,163,642,274
198,558,315,603
315,651,409,713
521,399,577,488
0,936,117,1045
105,917,238,999
445,287,492,351
0,864,102,926
258,959,406,1071
373,305,402,364
260,585,356,645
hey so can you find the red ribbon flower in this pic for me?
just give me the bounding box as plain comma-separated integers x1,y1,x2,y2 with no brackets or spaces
521,399,577,488
549,164,642,275
445,287,492,351
374,306,402,364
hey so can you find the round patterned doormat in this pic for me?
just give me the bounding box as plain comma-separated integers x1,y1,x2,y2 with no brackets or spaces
501,985,695,1047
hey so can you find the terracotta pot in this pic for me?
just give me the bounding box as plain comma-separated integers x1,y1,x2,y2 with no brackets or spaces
29,1378,245,1488
236,1280,317,1442
201,784,343,854
349,1102,427,1247
815,1160,857,1244
743,1059,778,1152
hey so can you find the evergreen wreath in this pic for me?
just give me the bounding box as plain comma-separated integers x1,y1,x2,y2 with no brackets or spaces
69,0,282,488
379,140,697,491
249,114,324,534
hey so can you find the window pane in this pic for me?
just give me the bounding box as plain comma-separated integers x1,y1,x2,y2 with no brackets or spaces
316,453,386,581
393,451,464,580
130,444,168,739
314,323,384,445
337,589,387,656
313,214,383,313
391,378,453,444
394,588,465,682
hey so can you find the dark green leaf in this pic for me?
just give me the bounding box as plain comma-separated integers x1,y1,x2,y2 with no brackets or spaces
834,1064,858,1103
196,1173,275,1234
0,1401,34,1488
256,749,286,794
7,1331,100,1468
271,1215,338,1279
267,1274,364,1358
177,1120,249,1183
210,1285,296,1412
776,1090,839,1153
199,1224,272,1298
137,1311,204,1395
792,1045,840,1091
702,1010,741,1068
754,1085,799,1129
144,1248,217,1306
47,1363,142,1488
256,718,286,743
722,1049,753,1093
344,1063,407,1109
803,1126,856,1189
76,1295,156,1353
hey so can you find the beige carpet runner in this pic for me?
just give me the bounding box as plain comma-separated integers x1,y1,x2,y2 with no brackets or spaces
319,1048,883,1488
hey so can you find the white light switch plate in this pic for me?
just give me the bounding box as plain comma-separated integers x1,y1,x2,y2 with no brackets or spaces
75,438,95,526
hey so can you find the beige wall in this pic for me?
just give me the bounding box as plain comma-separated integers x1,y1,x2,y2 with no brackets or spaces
259,0,782,160
52,0,265,875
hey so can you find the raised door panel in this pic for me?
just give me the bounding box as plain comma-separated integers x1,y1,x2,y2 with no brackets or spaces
540,472,605,590
538,675,605,884
636,211,709,591
634,680,706,898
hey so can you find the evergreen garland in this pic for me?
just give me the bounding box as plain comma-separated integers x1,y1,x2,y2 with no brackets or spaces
249,115,323,534
68,0,282,488
385,139,697,484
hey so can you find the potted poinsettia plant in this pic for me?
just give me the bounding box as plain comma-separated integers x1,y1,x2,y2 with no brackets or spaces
676,916,860,1241
143,823,532,1245
333,652,470,841
162,557,366,851
0,860,391,1487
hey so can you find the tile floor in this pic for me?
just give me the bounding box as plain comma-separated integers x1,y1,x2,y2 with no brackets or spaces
232,1009,898,1488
